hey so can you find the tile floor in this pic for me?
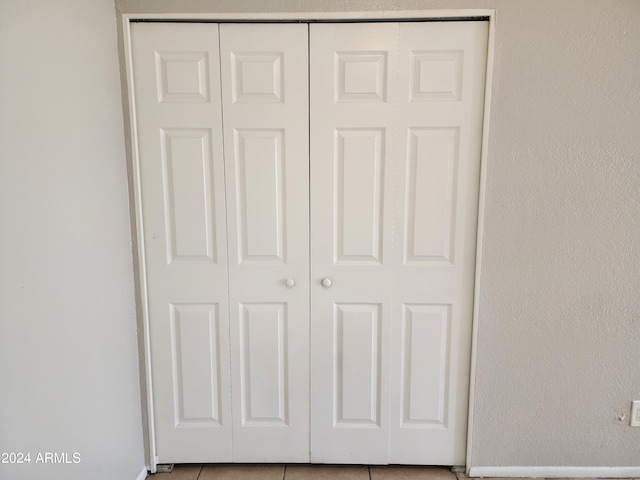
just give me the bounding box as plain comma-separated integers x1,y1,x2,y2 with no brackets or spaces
147,464,464,480
146,464,640,480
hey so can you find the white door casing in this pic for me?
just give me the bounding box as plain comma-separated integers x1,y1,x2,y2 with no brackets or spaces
129,19,488,465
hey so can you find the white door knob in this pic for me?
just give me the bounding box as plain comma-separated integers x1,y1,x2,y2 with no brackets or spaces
285,278,296,288
321,278,332,288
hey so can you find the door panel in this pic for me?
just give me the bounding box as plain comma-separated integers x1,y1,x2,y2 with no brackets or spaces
335,128,385,263
161,129,217,262
170,304,223,424
219,23,310,463
390,21,488,465
234,129,286,262
131,23,232,463
401,304,451,426
335,304,383,426
310,23,398,464
239,303,288,425
405,127,459,263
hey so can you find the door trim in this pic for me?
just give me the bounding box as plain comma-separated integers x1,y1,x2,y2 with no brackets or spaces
122,11,493,21
119,10,495,473
466,13,496,475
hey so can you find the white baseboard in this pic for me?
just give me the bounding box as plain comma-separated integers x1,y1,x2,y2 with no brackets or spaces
468,466,640,478
135,466,148,480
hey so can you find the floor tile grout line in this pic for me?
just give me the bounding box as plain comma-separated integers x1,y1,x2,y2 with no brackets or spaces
156,463,472,479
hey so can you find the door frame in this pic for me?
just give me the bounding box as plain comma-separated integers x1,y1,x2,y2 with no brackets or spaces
119,10,495,474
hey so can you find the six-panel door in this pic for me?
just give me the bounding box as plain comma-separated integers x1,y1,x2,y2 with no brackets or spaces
219,23,310,463
309,23,398,464
131,23,233,463
131,20,487,465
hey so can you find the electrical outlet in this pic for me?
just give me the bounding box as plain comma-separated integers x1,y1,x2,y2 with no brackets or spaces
631,401,640,427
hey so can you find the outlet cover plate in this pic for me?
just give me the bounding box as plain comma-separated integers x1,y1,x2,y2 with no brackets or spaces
631,401,640,427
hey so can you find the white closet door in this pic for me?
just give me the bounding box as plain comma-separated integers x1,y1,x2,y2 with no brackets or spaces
131,23,232,463
311,21,487,465
219,24,310,462
390,21,488,464
309,23,399,464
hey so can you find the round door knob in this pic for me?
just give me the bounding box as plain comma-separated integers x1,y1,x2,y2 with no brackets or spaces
285,278,296,288
321,278,332,288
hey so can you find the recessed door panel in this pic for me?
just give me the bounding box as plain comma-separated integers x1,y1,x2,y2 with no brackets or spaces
405,127,459,264
336,52,388,102
335,129,385,264
161,129,217,263
234,129,286,263
334,304,381,426
410,50,463,102
240,303,287,425
231,52,284,103
170,304,222,425
156,51,211,103
401,304,451,426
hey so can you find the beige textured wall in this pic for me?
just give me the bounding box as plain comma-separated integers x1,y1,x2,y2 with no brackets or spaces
471,1,640,468
115,0,640,469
